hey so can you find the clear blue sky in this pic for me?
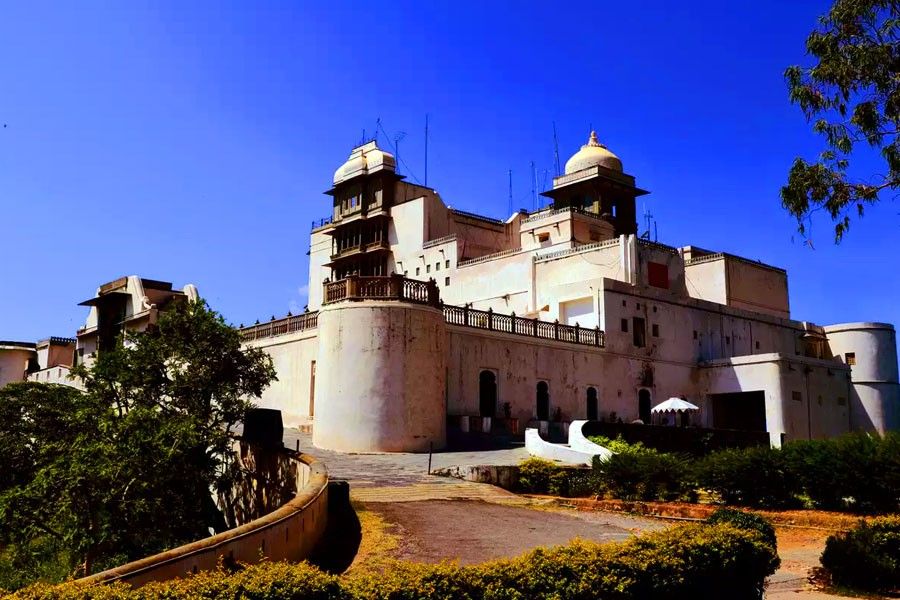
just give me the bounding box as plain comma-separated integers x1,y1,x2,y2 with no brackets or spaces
1,0,897,341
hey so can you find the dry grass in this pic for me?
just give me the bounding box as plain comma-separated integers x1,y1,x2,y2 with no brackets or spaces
343,502,400,575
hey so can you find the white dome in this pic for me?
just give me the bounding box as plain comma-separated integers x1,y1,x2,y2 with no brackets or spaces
564,131,622,174
333,141,396,185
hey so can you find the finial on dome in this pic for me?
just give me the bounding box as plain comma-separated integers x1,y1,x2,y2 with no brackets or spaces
587,131,601,147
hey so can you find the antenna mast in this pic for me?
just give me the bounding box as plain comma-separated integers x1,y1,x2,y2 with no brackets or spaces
552,121,561,176
508,169,513,216
530,161,537,211
424,114,429,187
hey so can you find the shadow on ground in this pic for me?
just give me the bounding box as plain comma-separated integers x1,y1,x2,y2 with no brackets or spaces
308,481,361,573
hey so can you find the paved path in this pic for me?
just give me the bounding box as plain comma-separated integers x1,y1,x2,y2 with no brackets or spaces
289,428,853,599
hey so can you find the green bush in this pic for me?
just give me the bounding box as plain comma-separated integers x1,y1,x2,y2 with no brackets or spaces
516,458,587,496
694,446,799,508
587,434,658,455
783,432,900,512
707,508,777,553
593,452,693,501
820,516,900,593
3,523,780,600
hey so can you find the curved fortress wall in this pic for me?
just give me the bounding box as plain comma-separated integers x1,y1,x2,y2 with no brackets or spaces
824,322,899,433
313,300,447,452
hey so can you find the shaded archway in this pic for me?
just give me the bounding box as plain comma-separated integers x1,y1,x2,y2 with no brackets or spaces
536,381,550,420
586,387,598,420
479,370,497,417
638,389,652,423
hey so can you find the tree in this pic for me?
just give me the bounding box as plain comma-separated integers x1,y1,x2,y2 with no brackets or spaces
0,299,276,586
782,0,900,242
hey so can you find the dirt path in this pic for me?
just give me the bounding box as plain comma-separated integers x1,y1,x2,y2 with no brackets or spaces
363,499,664,566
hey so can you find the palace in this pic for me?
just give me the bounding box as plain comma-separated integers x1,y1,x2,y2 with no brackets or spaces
2,133,897,453
237,132,899,452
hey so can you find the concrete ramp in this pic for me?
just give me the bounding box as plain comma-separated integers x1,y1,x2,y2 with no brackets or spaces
567,420,614,461
524,428,595,466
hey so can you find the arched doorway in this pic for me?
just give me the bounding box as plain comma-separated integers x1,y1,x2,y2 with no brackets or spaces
536,381,550,420
586,387,598,420
479,370,497,417
638,389,652,423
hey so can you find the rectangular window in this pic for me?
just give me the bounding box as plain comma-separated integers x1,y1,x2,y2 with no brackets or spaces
693,330,698,340
633,317,646,348
620,318,628,333
792,391,802,402
652,324,659,337
622,300,626,307
755,341,760,350
845,352,856,365
416,267,420,276
427,265,431,273
436,262,440,271
445,260,450,268
725,336,731,345
648,261,669,289
445,277,450,286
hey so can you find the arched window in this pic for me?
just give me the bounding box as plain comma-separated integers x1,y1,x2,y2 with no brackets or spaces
586,387,598,420
536,381,550,421
638,389,652,423
479,370,497,417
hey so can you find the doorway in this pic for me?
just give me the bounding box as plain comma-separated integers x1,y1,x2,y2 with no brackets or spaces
536,381,550,420
638,389,651,423
586,387,598,420
479,370,497,417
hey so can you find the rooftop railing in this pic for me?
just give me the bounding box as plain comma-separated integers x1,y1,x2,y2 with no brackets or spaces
238,312,319,341
322,274,440,307
443,304,605,348
240,275,606,348
422,234,458,249
311,216,333,231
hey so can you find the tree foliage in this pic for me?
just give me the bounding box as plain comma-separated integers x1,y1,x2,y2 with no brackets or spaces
0,299,275,586
782,0,900,242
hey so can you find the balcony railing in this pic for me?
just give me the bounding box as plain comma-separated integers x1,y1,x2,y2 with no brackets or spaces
238,312,319,341
443,305,605,348
323,275,440,307
311,216,333,231
330,239,389,261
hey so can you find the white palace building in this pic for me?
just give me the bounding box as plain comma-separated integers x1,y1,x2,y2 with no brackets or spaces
3,133,898,453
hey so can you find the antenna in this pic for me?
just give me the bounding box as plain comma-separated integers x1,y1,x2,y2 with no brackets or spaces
552,121,561,177
508,169,513,216
424,114,429,187
642,206,656,240
394,131,407,176
530,161,537,211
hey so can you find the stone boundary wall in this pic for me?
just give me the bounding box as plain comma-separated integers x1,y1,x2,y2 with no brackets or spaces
79,452,328,588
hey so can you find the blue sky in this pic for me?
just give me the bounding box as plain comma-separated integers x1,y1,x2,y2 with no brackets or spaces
1,0,897,341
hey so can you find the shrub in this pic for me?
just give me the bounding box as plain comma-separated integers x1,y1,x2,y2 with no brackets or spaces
707,508,777,553
784,432,900,513
593,452,693,501
694,446,799,508
587,434,657,455
4,524,779,600
515,458,587,496
820,516,900,593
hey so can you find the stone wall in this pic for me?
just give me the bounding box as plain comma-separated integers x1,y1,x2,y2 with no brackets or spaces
79,450,328,588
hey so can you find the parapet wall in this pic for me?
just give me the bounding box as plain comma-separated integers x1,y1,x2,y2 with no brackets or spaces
79,452,328,588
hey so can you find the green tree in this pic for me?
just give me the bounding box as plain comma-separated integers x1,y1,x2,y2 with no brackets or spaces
0,299,275,586
782,0,899,242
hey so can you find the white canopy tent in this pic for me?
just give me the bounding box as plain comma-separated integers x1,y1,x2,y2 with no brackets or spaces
651,397,699,413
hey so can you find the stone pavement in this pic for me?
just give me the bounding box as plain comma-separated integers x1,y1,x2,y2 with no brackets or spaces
284,428,528,491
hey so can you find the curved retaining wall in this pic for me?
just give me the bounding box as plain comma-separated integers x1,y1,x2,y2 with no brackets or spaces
80,452,328,588
567,420,614,460
525,428,597,465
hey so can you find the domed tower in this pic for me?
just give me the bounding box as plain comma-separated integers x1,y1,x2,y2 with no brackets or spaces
824,322,899,433
540,131,648,236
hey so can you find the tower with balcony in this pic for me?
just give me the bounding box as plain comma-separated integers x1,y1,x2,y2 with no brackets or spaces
321,141,400,281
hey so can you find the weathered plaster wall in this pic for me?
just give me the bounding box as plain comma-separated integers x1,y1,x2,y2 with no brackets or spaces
314,300,447,452
245,330,318,427
824,322,899,432
0,347,33,387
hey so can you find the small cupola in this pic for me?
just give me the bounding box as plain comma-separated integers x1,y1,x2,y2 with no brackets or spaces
564,131,622,174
